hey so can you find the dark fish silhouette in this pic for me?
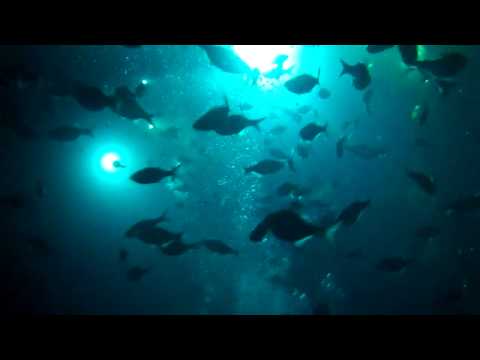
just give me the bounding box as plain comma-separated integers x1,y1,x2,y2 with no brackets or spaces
299,122,328,141
406,170,436,195
193,100,230,131
199,45,251,74
201,239,239,255
134,83,148,98
130,164,180,184
445,193,480,215
416,53,467,78
125,211,169,238
336,200,370,226
136,226,182,247
111,86,154,126
71,82,113,111
245,160,285,175
376,257,413,272
398,45,419,67
48,126,93,142
127,266,151,282
160,240,200,256
340,60,371,90
250,209,329,245
214,115,265,136
284,69,320,94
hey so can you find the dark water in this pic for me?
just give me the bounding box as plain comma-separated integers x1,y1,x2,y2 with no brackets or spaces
1,45,479,315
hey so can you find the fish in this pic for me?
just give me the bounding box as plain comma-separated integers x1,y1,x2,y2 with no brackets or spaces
376,257,413,272
126,266,151,282
125,211,169,238
411,103,429,126
269,125,288,135
445,193,480,215
119,249,128,262
193,99,230,131
336,135,347,158
318,88,331,99
113,160,126,169
284,69,320,94
362,88,374,116
244,160,285,175
136,226,183,247
130,164,181,184
134,82,148,98
201,239,239,255
48,126,93,142
416,53,467,78
344,144,388,159
415,226,440,241
250,209,330,245
214,115,265,135
339,60,371,90
71,82,113,111
110,86,155,126
398,45,419,67
160,240,201,256
406,170,436,195
366,45,395,54
299,122,328,141
199,45,251,74
336,200,370,226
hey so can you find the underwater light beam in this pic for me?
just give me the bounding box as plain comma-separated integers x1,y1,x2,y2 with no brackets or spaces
101,152,120,173
233,45,296,73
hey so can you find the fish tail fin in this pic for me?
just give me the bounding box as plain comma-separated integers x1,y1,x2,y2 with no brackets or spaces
254,118,266,131
170,163,182,179
339,59,349,77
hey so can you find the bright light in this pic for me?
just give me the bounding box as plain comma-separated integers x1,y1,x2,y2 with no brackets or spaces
101,152,120,172
148,124,154,130
141,79,149,85
233,45,297,73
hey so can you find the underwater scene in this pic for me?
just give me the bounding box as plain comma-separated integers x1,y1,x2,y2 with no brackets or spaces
0,45,478,315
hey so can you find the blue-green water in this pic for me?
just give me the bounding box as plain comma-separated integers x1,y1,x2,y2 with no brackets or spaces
1,45,479,315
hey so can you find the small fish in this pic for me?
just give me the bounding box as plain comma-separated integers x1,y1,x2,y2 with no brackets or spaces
376,257,413,272
201,239,239,255
406,170,436,195
160,240,200,256
119,249,128,262
366,45,395,54
125,211,169,238
130,164,181,184
193,99,230,131
214,115,265,136
445,193,480,215
339,60,371,90
416,53,467,78
244,160,285,175
318,88,331,99
111,86,154,126
284,69,320,94
411,103,429,126
250,209,329,244
136,226,182,247
336,200,370,226
127,266,151,282
299,122,328,141
48,126,93,142
71,82,113,111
